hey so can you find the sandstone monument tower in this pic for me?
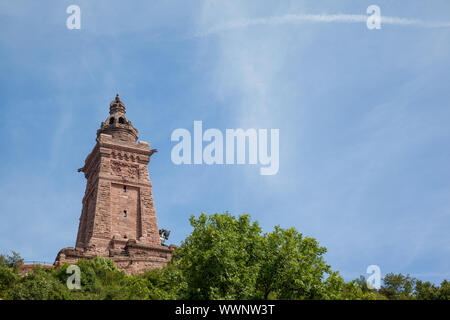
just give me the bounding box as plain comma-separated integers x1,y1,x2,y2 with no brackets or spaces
54,94,174,274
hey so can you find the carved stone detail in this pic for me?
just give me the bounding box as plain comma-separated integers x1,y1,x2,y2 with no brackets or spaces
110,160,139,179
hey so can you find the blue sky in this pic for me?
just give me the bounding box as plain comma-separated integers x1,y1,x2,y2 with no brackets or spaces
1,0,449,283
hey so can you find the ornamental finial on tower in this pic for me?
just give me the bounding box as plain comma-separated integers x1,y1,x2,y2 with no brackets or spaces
98,94,138,143
110,93,126,115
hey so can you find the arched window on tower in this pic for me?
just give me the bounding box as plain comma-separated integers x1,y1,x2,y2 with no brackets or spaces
119,117,125,124
109,117,115,124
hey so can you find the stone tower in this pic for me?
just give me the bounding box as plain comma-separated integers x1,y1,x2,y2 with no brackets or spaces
54,94,174,274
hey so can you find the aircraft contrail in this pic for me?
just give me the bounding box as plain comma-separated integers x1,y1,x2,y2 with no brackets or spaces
194,13,450,37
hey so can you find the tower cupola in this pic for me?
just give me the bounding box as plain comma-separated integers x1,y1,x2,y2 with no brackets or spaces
110,93,126,114
97,93,138,143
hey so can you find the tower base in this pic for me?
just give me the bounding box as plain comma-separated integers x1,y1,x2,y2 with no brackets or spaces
54,239,176,274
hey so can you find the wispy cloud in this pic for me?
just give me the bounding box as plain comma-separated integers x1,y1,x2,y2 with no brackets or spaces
195,13,450,37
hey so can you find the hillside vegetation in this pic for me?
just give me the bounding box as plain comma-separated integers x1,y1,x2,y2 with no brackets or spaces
0,213,448,300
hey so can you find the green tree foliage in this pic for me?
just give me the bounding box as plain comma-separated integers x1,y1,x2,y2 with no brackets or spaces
8,265,71,300
0,251,21,298
172,213,263,299
167,213,373,300
0,213,448,300
380,273,416,300
0,251,22,271
142,262,186,299
372,273,450,300
437,280,450,300
53,257,153,300
256,226,332,299
414,280,439,300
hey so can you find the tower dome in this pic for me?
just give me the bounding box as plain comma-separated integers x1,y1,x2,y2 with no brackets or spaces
110,93,126,114
97,93,138,143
